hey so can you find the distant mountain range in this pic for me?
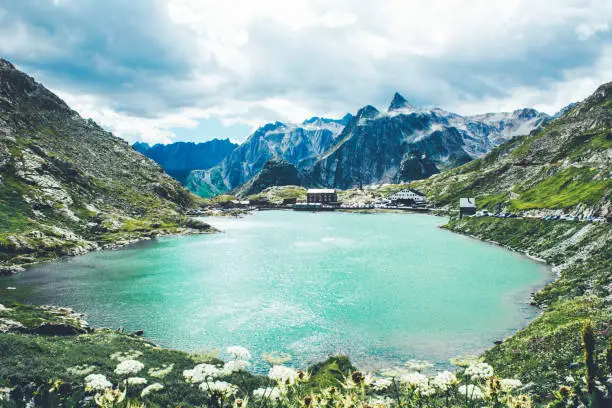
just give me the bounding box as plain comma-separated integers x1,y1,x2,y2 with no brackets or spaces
179,93,550,196
133,139,237,183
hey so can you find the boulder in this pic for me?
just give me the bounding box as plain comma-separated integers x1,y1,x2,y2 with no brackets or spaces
36,322,86,336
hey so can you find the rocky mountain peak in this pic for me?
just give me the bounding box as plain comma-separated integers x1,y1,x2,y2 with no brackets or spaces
356,105,380,119
567,81,612,118
388,92,415,111
0,58,16,70
0,58,72,114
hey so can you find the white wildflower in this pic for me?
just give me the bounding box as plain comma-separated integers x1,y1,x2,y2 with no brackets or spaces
459,384,485,400
200,381,238,397
400,372,434,396
84,374,112,392
184,363,222,382
110,349,143,362
67,364,96,376
253,387,282,400
268,365,299,384
223,359,250,373
372,378,393,391
432,371,457,391
500,378,523,392
141,383,164,398
465,362,494,380
114,359,144,376
148,363,174,379
566,375,575,383
126,377,147,385
227,346,251,360
399,372,428,387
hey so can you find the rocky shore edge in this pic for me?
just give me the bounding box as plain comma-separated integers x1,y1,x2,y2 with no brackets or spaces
0,217,217,276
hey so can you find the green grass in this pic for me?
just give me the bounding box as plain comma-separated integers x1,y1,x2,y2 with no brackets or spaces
510,167,610,210
445,217,612,398
0,175,34,233
0,302,353,407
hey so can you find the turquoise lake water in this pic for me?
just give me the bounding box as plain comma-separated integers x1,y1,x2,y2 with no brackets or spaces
4,211,550,372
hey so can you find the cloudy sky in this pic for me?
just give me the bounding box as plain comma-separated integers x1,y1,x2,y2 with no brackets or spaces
1,0,611,144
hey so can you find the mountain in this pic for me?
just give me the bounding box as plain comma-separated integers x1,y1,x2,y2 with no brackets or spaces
185,115,352,197
309,95,551,189
0,59,206,269
414,82,612,217
132,139,237,183
235,158,300,196
388,92,416,111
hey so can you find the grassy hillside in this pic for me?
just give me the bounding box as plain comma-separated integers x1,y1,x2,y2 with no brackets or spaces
413,83,612,216
444,217,611,398
0,59,210,269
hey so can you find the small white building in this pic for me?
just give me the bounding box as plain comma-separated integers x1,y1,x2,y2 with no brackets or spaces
389,188,426,203
459,198,477,217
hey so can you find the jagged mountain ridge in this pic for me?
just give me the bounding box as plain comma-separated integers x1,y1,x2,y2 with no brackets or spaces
0,59,203,268
189,95,550,196
413,82,612,217
309,97,551,189
132,139,237,183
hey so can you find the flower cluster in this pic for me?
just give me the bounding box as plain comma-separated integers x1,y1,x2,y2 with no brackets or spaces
465,362,494,380
114,359,145,376
431,370,457,391
84,374,112,392
223,359,250,373
268,365,299,384
227,346,251,360
184,363,223,383
200,380,238,397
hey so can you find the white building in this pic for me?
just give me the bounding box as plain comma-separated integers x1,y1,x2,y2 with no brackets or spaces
389,189,426,203
459,198,477,217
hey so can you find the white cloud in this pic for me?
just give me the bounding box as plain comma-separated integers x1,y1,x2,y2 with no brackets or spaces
3,0,612,143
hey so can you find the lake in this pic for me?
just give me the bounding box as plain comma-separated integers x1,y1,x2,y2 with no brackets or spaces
4,211,551,372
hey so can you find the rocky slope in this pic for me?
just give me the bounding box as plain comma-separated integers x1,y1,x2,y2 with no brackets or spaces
234,158,300,196
310,93,550,189
0,59,210,270
186,115,351,197
414,82,612,217
132,139,237,183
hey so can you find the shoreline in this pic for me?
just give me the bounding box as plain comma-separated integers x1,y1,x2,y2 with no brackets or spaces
0,223,218,276
0,210,558,374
